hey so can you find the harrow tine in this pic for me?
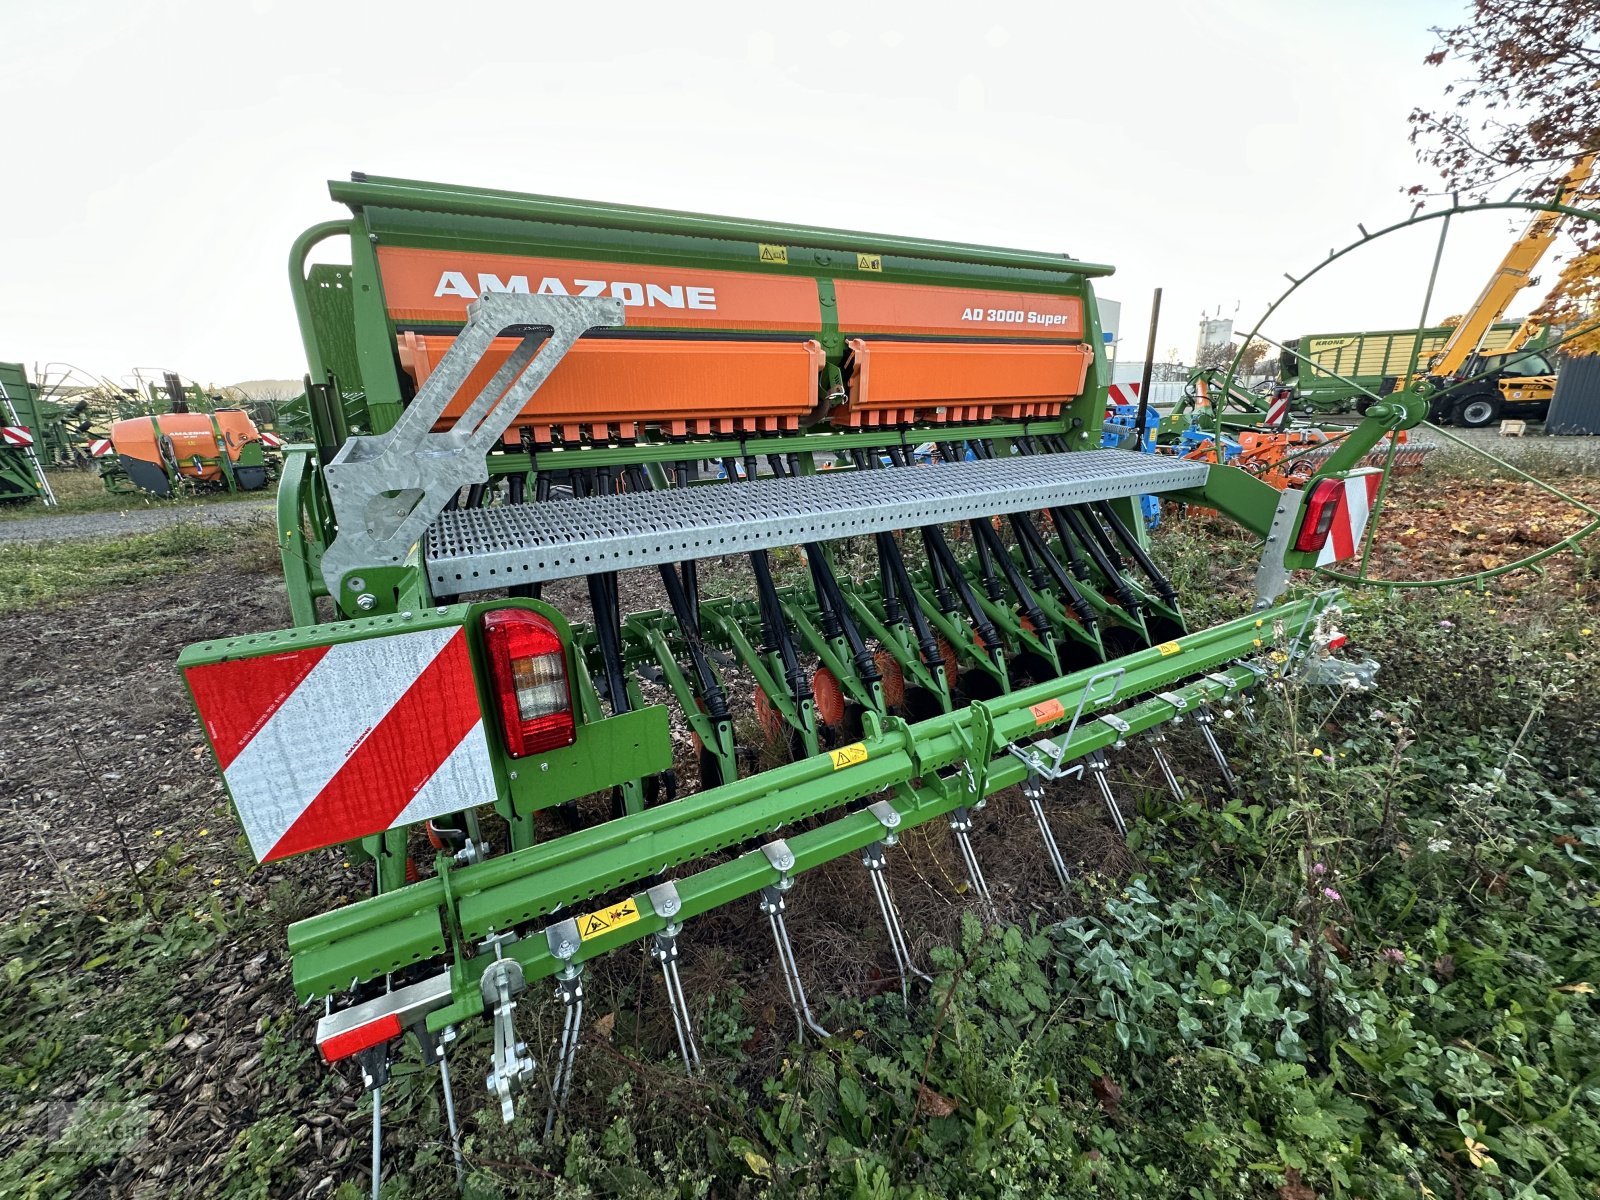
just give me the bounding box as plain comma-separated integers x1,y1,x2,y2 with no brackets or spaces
652,927,701,1073
1022,772,1073,891
437,1039,465,1189
648,882,700,1073
1194,694,1239,796
1239,687,1259,728
949,806,996,917
371,1086,383,1200
761,885,830,1040
1085,750,1129,839
862,840,930,1002
1149,729,1187,805
543,959,585,1140
760,841,829,1040
408,1022,466,1188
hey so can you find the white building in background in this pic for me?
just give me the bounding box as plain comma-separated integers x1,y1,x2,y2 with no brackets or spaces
1197,316,1233,361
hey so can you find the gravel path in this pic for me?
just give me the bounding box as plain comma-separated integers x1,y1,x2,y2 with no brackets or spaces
1407,425,1600,469
0,496,276,542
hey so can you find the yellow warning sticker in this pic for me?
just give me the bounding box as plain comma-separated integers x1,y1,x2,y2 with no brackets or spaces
759,243,789,265
1156,640,1182,657
577,898,641,942
829,742,869,770
856,252,883,272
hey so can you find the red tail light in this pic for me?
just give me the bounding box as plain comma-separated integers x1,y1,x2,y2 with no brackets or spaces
1294,478,1346,552
482,609,576,757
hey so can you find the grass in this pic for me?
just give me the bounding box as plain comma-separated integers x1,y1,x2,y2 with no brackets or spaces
0,468,276,520
0,518,278,610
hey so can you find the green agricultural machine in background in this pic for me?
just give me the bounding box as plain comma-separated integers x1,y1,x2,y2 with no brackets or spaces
1276,322,1525,415
179,174,1420,1187
0,361,84,504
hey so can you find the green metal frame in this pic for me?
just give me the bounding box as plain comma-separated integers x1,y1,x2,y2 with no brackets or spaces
283,595,1324,1006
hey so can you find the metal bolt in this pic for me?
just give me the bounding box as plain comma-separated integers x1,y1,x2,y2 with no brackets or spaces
540,762,549,772
347,576,366,592
356,594,377,611
401,611,413,621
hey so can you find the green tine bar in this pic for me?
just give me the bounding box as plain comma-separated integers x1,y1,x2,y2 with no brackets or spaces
290,595,1320,1000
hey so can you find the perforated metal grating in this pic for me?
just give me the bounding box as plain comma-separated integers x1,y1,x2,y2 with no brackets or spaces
425,450,1209,589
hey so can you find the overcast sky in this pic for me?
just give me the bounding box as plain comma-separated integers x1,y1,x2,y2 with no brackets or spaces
1,0,1571,388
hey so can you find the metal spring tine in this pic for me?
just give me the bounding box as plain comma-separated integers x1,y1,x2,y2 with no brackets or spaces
1194,705,1239,795
1086,751,1129,839
436,1040,465,1189
862,841,931,1003
761,885,830,1040
949,807,996,917
370,1086,382,1200
1022,774,1072,891
652,926,702,1074
1149,731,1187,804
543,965,585,1140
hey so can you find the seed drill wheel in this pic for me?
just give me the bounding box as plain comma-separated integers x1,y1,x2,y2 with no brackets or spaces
1222,194,1600,591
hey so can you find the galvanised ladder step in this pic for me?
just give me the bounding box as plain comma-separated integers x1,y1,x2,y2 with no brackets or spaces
425,449,1207,590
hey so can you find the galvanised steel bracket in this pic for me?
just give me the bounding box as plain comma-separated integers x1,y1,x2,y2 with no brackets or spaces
319,292,624,608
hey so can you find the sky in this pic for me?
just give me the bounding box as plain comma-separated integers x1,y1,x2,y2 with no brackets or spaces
0,0,1571,388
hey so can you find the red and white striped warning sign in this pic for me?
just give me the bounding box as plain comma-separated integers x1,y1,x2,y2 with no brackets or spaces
1265,390,1290,427
1316,469,1382,566
184,625,494,862
89,438,114,458
1,426,33,447
1106,382,1142,407
259,431,284,449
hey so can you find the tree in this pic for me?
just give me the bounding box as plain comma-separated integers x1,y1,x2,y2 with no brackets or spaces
1195,340,1236,371
1237,338,1269,376
1533,246,1600,354
1409,1,1600,200
1412,4,1600,354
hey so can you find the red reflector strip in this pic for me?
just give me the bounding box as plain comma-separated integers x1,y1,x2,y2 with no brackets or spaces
184,625,495,863
1315,470,1383,566
319,1012,401,1062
